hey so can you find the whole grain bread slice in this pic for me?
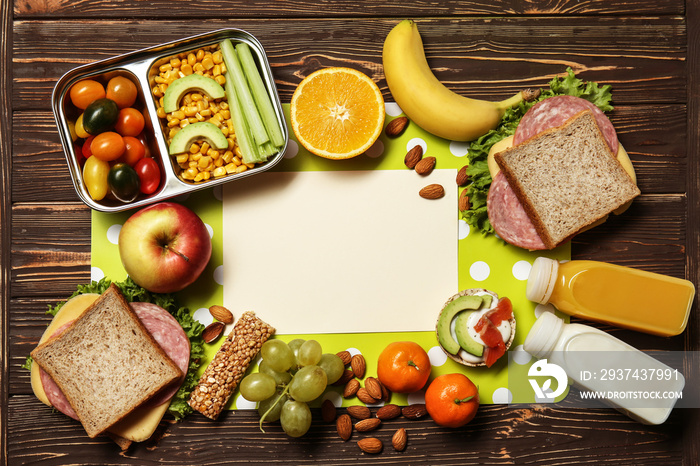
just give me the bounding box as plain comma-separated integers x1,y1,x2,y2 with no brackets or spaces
31,284,182,438
494,110,640,249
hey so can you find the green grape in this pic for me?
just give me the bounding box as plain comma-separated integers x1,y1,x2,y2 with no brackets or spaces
289,365,327,402
288,338,305,361
257,391,288,422
259,359,292,385
261,339,295,372
280,400,312,438
297,339,322,366
239,372,277,402
318,353,345,385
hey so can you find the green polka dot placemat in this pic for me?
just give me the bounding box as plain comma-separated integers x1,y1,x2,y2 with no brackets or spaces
91,103,570,409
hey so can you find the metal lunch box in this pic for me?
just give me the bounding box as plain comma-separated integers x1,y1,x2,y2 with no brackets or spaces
52,28,288,212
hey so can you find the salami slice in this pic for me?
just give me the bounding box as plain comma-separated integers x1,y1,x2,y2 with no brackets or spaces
130,302,190,407
40,321,79,420
487,172,546,250
513,95,618,154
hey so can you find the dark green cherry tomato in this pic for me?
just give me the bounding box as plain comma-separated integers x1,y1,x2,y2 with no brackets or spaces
82,98,119,135
108,163,140,202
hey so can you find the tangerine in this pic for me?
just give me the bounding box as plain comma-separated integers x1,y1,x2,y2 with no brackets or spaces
424,373,479,428
376,341,431,393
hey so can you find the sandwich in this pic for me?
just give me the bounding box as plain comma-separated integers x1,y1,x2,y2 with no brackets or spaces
30,283,191,446
486,96,640,250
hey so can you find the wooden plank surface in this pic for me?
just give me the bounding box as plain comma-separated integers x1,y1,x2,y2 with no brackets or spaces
3,0,699,464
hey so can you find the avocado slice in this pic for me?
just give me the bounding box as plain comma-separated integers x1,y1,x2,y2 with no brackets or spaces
169,122,228,155
437,295,483,355
163,74,226,113
454,311,484,357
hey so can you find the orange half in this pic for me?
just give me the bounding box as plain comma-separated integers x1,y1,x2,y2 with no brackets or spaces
290,67,385,160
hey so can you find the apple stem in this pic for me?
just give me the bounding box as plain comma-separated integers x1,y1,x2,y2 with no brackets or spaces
164,244,190,262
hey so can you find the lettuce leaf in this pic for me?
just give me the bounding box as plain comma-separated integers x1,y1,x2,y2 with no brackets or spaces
33,277,204,421
461,67,614,234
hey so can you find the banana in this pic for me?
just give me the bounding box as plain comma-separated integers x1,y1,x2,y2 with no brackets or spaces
383,20,537,142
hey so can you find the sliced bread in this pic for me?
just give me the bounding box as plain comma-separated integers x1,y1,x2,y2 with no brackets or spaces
30,284,182,438
494,110,640,249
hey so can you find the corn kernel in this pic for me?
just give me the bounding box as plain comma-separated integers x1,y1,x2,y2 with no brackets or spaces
191,93,203,101
176,154,189,164
179,120,189,128
214,75,226,86
183,168,198,180
170,58,181,68
187,53,196,65
155,76,167,84
184,106,198,117
196,49,205,60
234,147,243,158
213,50,224,64
190,152,202,162
159,63,173,73
214,157,224,167
167,118,180,127
157,107,166,119
200,142,210,153
189,143,200,154
152,86,163,97
172,110,186,120
235,165,248,174
232,155,242,165
212,64,221,77
168,128,179,138
213,166,227,177
181,63,193,75
158,83,168,94
220,109,231,120
222,150,234,164
220,126,229,136
245,163,256,169
188,160,198,169
198,156,212,169
194,172,207,182
196,113,205,122
202,55,214,70
225,163,237,174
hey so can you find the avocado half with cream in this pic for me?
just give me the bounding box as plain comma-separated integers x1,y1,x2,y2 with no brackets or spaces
436,289,516,368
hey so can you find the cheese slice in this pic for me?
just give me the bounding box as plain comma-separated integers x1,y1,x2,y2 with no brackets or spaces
31,292,171,442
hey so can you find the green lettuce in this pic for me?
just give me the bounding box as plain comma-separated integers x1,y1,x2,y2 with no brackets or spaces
30,277,204,421
461,67,614,234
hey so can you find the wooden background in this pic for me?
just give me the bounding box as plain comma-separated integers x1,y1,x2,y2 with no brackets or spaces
2,0,699,464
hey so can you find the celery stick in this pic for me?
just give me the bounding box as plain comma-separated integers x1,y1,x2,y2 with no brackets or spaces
236,43,285,149
224,70,261,164
220,39,269,147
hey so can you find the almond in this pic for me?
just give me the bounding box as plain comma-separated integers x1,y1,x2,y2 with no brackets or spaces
415,156,436,175
456,165,469,186
357,438,383,454
392,428,407,451
355,418,381,432
208,305,234,324
376,404,402,420
336,414,352,441
336,350,352,366
385,116,408,137
402,403,428,420
380,383,392,402
321,399,337,422
347,405,371,420
419,184,445,199
343,378,360,398
350,354,366,379
202,321,225,344
404,145,423,169
333,369,355,386
357,387,379,404
364,377,383,400
459,188,470,211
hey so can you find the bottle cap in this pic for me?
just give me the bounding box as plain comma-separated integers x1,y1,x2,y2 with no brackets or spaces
523,311,564,359
526,257,559,304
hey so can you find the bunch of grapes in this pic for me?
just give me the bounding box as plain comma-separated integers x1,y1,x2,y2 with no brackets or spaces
239,338,345,437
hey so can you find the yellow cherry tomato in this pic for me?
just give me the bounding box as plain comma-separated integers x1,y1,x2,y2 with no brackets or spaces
75,113,90,139
82,155,110,201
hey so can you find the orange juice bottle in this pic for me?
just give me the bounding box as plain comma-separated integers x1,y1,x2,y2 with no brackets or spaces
526,257,695,336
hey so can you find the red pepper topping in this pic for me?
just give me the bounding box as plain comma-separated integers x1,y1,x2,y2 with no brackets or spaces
474,297,513,367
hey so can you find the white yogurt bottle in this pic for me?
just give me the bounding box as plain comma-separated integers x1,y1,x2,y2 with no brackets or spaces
523,311,685,425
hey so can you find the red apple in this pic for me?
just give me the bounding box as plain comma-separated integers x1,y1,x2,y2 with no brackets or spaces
118,201,212,293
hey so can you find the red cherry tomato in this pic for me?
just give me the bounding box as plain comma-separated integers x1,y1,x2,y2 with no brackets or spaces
90,131,125,161
105,76,138,109
134,157,161,194
73,143,86,167
117,136,146,166
114,107,145,137
137,133,152,158
69,79,105,110
81,135,95,159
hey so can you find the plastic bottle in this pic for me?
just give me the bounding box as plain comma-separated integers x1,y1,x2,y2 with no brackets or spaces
523,311,685,425
526,257,695,337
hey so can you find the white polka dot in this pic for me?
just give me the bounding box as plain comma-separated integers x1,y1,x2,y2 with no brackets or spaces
213,265,224,285
193,307,214,326
492,387,513,404
365,139,384,158
346,347,361,357
428,346,448,366
534,303,557,318
449,141,471,157
212,185,223,201
407,391,425,405
407,137,427,155
235,394,257,410
284,140,299,158
322,391,343,407
106,224,122,245
469,261,490,281
385,103,403,116
91,267,105,282
511,345,532,365
512,260,532,281
458,219,470,240
204,223,214,239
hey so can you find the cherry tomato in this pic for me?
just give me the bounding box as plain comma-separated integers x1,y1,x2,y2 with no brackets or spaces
108,163,141,202
117,136,146,166
74,114,90,139
114,107,145,137
82,156,110,201
73,143,86,168
134,157,161,194
81,135,95,159
106,76,138,109
69,79,105,110
90,131,125,161
83,98,119,135
137,133,152,158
